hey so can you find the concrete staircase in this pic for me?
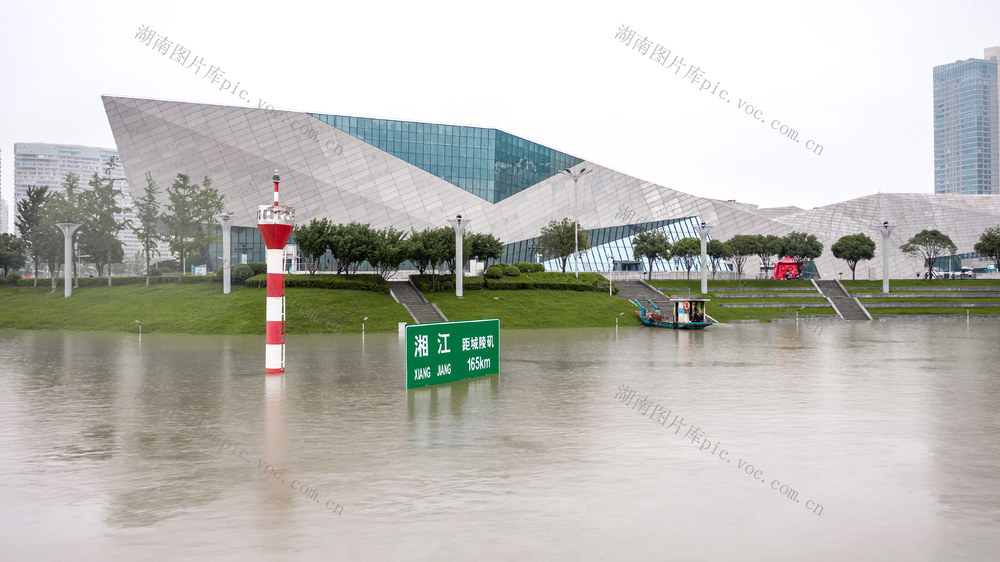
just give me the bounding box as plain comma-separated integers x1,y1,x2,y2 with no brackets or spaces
389,281,448,324
616,280,671,307
813,280,871,320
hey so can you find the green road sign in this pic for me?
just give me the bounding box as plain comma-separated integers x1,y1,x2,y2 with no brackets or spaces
405,319,500,389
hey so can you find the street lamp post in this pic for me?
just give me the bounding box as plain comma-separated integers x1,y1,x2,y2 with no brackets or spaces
215,212,235,294
697,221,713,295
446,214,469,297
55,222,81,298
880,221,895,294
560,167,591,278
608,254,614,296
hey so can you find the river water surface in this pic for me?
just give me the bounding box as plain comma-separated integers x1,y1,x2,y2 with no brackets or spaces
1,322,998,560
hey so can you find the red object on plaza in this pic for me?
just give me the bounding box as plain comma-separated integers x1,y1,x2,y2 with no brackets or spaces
773,256,801,280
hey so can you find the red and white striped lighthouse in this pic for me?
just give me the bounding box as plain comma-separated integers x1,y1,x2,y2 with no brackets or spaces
256,170,295,375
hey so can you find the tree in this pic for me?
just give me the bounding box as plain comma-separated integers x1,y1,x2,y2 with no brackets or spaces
294,218,333,276
780,231,823,263
831,233,876,280
79,169,128,286
407,228,439,275
632,230,671,279
754,234,783,277
468,232,504,268
329,222,375,277
900,229,957,275
706,239,733,279
538,218,590,273
163,174,224,281
973,225,1000,275
0,233,27,277
369,227,409,283
671,237,701,279
132,173,163,288
15,185,50,287
726,234,759,279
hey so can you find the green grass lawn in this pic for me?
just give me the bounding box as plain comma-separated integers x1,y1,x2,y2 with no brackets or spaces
871,307,1000,316
0,284,411,335
426,290,641,329
649,279,816,291
843,279,1000,292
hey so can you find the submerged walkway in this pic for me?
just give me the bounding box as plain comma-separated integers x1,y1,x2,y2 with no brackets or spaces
388,281,448,324
813,280,871,320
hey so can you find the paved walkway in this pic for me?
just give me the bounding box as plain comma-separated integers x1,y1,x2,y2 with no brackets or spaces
813,280,871,320
388,281,448,323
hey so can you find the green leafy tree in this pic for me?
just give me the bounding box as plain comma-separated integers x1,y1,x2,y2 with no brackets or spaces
0,233,27,277
15,185,51,287
538,217,590,273
754,234,783,276
632,230,672,279
369,226,409,283
79,169,128,286
132,173,163,288
726,234,759,279
407,228,439,275
973,225,1000,274
163,174,224,281
831,233,876,280
900,229,957,274
294,218,333,276
468,232,504,268
707,239,733,279
329,222,375,277
671,237,701,279
780,231,824,263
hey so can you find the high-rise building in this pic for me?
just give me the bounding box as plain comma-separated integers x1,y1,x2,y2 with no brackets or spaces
13,143,143,255
933,58,1000,195
0,198,8,235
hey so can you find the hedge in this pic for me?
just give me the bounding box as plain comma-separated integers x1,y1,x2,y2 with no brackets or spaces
410,274,484,292
245,273,391,294
484,272,616,293
16,274,213,287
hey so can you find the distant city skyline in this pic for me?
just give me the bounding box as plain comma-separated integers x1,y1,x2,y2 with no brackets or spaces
12,143,142,254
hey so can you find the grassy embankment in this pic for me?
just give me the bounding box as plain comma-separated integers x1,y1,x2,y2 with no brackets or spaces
0,280,640,334
647,279,835,323
842,279,1000,316
0,283,410,335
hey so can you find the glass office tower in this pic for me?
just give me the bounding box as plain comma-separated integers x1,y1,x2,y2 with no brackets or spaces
933,58,999,195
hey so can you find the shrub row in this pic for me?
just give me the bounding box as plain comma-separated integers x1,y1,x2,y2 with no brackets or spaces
245,273,391,294
15,274,213,287
409,274,485,292
513,262,545,273
484,272,616,293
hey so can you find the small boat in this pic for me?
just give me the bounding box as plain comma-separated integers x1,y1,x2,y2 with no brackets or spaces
632,297,713,330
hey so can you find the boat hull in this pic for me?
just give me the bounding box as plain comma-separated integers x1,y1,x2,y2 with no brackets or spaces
636,316,712,330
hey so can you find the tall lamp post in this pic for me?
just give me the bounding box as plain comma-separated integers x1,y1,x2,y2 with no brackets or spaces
447,214,469,297
697,221,713,295
560,167,591,278
880,220,895,294
56,222,81,298
215,212,235,294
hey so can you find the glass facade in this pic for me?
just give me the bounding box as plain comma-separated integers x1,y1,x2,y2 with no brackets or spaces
933,59,999,195
501,217,718,273
310,114,582,203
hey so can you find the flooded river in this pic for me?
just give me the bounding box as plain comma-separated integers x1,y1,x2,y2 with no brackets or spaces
1,321,998,560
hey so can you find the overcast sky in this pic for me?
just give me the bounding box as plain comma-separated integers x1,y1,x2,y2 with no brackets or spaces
2,0,999,229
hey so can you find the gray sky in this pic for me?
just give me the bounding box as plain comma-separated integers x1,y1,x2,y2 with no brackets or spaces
2,0,999,230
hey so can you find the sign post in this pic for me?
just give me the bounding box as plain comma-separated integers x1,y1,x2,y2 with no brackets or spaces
405,319,500,389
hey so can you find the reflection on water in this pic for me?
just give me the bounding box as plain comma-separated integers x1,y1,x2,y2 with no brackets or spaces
1,322,999,560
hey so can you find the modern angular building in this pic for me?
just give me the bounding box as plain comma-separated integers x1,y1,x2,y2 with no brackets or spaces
933,58,999,195
103,96,1000,278
13,143,144,255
